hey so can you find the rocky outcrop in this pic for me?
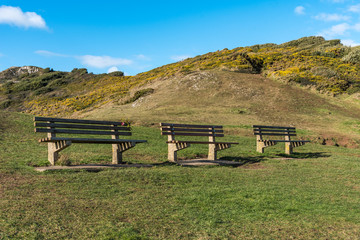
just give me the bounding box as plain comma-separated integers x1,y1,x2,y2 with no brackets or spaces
0,66,42,80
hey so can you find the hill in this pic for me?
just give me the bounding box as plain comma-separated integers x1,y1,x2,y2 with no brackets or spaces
1,36,360,147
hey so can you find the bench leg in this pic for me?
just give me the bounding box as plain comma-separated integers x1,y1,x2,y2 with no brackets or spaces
48,140,72,165
112,142,136,164
208,144,217,160
208,143,231,160
285,142,306,154
285,142,293,155
256,141,265,153
257,141,277,153
168,143,190,162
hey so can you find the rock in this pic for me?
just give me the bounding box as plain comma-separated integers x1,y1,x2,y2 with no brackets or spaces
0,66,42,80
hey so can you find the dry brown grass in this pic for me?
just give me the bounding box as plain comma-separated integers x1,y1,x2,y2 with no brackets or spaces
81,70,360,147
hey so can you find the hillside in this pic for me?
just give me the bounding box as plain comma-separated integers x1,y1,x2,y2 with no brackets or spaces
1,36,360,147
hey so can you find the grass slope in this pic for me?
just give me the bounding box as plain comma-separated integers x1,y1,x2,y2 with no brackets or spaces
84,70,360,148
2,36,360,116
1,111,360,239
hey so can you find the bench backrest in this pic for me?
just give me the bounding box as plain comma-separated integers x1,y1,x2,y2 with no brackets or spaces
253,125,296,141
34,116,131,139
160,123,224,142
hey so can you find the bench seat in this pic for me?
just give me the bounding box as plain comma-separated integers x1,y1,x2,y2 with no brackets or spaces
160,123,238,162
39,137,147,144
261,140,310,143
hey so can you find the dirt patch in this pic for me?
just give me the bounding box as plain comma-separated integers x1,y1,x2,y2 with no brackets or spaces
312,133,359,148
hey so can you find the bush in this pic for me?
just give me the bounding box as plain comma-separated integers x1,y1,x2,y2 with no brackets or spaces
71,68,88,75
108,71,124,77
0,100,11,109
342,48,360,64
33,87,53,95
124,88,154,104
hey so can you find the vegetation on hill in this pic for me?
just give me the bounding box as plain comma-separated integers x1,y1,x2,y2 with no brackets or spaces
1,36,360,116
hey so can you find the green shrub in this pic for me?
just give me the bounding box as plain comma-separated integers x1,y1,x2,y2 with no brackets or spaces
124,88,155,104
71,68,88,75
108,71,124,77
33,87,53,95
342,48,360,64
0,100,11,109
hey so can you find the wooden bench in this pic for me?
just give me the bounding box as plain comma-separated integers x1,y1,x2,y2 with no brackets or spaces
34,117,147,165
253,125,310,154
160,123,238,162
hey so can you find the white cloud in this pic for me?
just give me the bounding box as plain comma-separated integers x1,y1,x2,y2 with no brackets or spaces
318,23,350,37
107,66,119,73
78,55,133,68
314,13,350,22
171,55,192,61
341,39,360,46
0,5,47,29
135,54,151,61
295,6,305,15
349,4,360,13
35,50,68,57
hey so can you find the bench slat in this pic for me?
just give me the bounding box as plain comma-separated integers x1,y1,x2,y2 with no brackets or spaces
167,140,239,144
35,122,130,131
39,137,147,144
34,116,129,126
35,128,132,136
260,140,310,143
253,125,296,129
254,133,297,136
161,127,224,133
161,132,225,137
253,129,296,133
160,123,223,129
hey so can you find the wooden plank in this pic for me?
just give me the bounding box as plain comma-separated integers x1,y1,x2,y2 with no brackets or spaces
260,140,310,143
39,137,147,144
161,127,224,133
34,116,129,126
160,123,223,129
254,133,297,136
253,129,296,133
161,132,224,137
167,140,239,144
35,128,132,136
253,125,296,129
34,122,130,131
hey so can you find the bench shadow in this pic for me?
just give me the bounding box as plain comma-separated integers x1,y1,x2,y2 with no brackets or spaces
276,152,331,159
172,156,266,168
218,156,266,166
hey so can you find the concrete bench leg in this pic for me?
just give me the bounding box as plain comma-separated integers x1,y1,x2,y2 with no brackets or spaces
256,141,265,153
285,142,293,155
48,140,72,165
208,143,231,160
168,142,190,162
112,142,136,164
285,142,307,154
256,140,277,153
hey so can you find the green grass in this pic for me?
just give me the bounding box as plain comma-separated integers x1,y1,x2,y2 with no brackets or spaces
1,112,360,239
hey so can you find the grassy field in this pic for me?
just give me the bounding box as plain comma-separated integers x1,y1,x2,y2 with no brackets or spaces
1,111,360,239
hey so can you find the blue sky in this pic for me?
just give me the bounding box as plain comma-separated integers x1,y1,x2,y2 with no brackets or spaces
1,0,360,76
